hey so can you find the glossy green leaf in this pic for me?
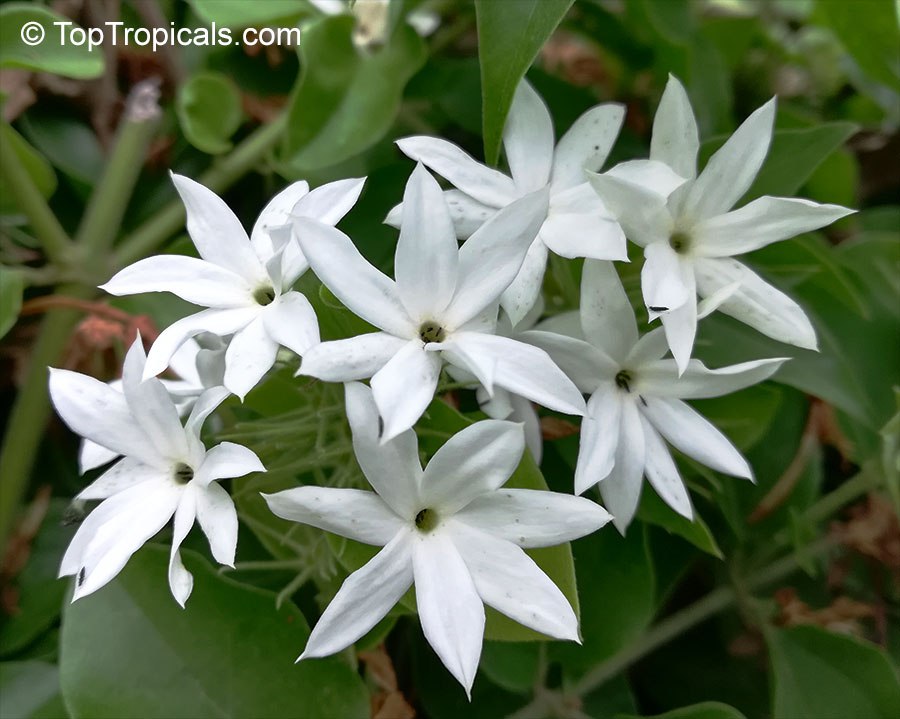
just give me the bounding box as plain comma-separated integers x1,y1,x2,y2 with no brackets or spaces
478,641,540,694
0,661,67,719
282,15,426,172
18,114,102,191
475,0,574,165
767,625,900,719
691,385,783,452
176,72,243,155
636,489,723,559
189,0,310,27
60,546,369,719
0,4,103,79
0,124,57,214
0,266,25,341
618,701,747,719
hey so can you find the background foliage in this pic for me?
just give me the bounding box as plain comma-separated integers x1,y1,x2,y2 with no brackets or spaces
1,1,898,718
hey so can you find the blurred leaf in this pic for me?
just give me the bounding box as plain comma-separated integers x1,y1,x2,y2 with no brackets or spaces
635,0,694,45
691,384,782,452
282,15,426,172
0,4,104,79
0,661,67,719
475,0,574,165
176,72,243,154
60,546,369,719
636,489,723,559
189,0,310,27
0,124,56,213
815,0,900,91
0,266,24,340
18,114,102,192
479,641,540,694
767,625,900,719
617,701,747,719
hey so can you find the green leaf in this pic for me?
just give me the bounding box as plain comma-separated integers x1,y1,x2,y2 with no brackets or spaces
0,4,103,79
690,385,783,452
617,701,747,719
282,15,426,172
475,0,574,165
0,124,57,214
176,72,244,155
18,114,103,191
767,625,900,719
189,0,310,27
60,546,369,719
636,0,694,45
0,266,24,341
636,489,723,559
479,641,540,694
0,661,67,719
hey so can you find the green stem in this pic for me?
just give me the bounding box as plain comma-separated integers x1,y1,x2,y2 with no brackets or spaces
0,126,76,266
112,115,287,269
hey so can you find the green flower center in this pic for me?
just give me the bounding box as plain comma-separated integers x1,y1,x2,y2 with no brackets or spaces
173,462,195,484
669,231,691,254
414,508,439,532
419,321,446,344
615,370,632,393
253,286,276,306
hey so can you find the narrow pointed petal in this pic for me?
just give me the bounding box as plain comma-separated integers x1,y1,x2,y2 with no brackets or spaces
250,180,310,256
79,440,119,473
635,356,786,399
264,487,404,545
301,531,413,659
642,397,752,479
510,394,543,464
194,441,265,486
421,420,523,514
659,266,697,374
262,291,320,356
170,173,265,282
450,522,578,641
395,136,517,206
395,165,458,318
293,218,413,337
371,341,442,441
642,241,692,314
541,210,627,262
168,487,197,608
344,382,423,517
693,257,818,349
606,159,686,197
292,177,365,225
517,330,615,394
450,333,586,416
580,260,638,363
599,399,645,533
437,338,497,393
504,80,554,192
639,414,693,520
299,332,408,382
279,241,311,290
184,387,231,446
552,104,625,191
587,171,671,248
625,327,670,367
195,482,239,566
574,384,622,494
672,99,776,220
443,190,497,239
223,317,279,399
77,457,167,501
692,197,855,258
101,256,251,308
650,75,699,180
445,188,549,328
500,237,548,327
413,533,484,697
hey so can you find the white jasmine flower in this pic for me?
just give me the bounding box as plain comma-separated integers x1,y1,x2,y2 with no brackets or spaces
309,0,439,47
524,260,787,531
49,338,265,605
294,164,586,441
388,80,628,325
589,75,854,371
101,174,365,399
263,383,610,696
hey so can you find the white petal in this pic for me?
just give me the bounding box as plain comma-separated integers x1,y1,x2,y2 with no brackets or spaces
421,420,523,514
692,197,855,258
580,259,638,363
170,173,265,283
371,340,442,441
443,190,498,239
510,394,543,464
500,237,548,327
184,387,231,444
395,164,458,318
262,291,320,356
625,327,670,367
639,414,693,520
395,136,517,206
659,266,697,374
540,210,627,262
79,440,119,473
450,333,586,416
299,332,408,381
292,177,365,226
457,488,611,548
264,486,404,545
445,188,550,329
413,532,484,698
574,384,622,494
194,441,265,486
518,330,616,394
599,399,645,533
606,159,687,197
279,240,311,290
635,356,786,399
672,99,776,220
450,521,578,641
693,257,818,349
223,317,279,399
642,241,692,314
293,218,413,337
587,171,671,248
552,103,625,191
168,486,197,608
301,530,414,659
250,180,310,257
77,457,167,501
642,397,752,479
195,481,239,566
504,80,554,192
650,75,699,180
100,255,251,308
344,382,423,517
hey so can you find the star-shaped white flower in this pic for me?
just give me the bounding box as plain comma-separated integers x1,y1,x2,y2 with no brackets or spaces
49,338,265,605
524,260,787,531
101,173,365,399
588,75,854,372
388,79,628,325
294,164,586,441
263,383,610,696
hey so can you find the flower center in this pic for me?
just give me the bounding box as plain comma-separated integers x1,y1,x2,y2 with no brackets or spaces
253,285,276,306
669,231,691,254
418,321,446,344
414,508,439,532
173,462,194,484
615,370,632,393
